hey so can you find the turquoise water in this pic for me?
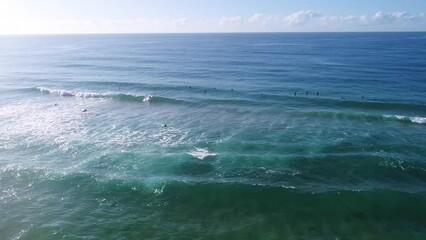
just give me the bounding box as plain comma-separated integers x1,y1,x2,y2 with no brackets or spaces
0,33,426,239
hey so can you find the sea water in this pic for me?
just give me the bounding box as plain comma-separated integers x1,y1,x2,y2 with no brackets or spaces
0,33,425,239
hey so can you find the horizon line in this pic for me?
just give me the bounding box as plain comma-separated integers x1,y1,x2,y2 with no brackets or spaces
1,30,425,36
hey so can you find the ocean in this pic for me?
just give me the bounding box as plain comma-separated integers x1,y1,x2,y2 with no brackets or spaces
0,32,425,239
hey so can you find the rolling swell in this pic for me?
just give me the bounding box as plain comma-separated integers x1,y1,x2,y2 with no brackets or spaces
262,94,426,113
339,99,426,112
1,167,426,239
232,95,426,114
161,183,426,239
301,111,426,125
33,86,426,115
25,86,426,130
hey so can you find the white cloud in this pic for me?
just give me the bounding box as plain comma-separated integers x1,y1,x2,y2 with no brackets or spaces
321,11,423,26
248,13,280,27
248,13,264,25
372,11,407,23
172,18,187,27
219,16,243,27
244,11,426,31
284,10,322,26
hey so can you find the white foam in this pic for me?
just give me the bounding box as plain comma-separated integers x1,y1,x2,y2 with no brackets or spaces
37,87,103,98
410,117,426,124
393,115,405,120
150,127,188,147
384,114,426,124
38,87,74,96
188,147,217,160
0,98,97,151
74,91,103,98
37,87,152,102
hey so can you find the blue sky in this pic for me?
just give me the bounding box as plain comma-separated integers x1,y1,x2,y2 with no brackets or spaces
0,0,425,34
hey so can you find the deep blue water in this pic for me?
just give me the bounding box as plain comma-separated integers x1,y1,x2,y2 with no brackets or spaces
0,33,426,239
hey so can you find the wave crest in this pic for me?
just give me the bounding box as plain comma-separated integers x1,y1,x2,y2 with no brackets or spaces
37,87,105,98
385,115,426,124
36,87,182,104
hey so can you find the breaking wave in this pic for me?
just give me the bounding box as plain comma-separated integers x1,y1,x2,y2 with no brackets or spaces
36,87,183,104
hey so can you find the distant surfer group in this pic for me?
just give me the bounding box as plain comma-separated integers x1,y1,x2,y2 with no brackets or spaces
190,85,368,101
294,91,320,96
189,85,324,98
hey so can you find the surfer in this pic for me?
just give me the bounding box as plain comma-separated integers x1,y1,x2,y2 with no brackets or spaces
82,109,87,112
204,90,207,94
143,95,152,102
164,124,167,127
316,91,319,96
306,91,308,95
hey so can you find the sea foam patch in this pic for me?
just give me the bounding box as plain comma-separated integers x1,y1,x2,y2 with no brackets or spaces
188,148,217,160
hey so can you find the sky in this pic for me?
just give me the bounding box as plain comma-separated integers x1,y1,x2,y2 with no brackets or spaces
0,0,425,34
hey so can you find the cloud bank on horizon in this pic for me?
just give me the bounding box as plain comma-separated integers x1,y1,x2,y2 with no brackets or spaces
219,11,426,32
0,0,425,34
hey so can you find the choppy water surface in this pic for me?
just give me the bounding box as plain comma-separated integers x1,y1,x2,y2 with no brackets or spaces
0,33,426,239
